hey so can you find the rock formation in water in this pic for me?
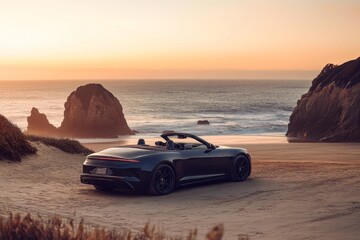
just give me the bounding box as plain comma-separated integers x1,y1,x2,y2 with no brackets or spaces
59,84,131,137
26,83,131,138
197,120,210,125
286,57,360,142
27,107,58,136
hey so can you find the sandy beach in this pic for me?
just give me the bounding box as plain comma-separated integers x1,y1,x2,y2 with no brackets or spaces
1,135,359,239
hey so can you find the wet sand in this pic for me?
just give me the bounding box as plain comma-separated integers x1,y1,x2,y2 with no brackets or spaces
0,136,359,239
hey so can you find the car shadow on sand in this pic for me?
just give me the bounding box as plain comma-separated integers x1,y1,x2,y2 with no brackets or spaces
79,177,259,199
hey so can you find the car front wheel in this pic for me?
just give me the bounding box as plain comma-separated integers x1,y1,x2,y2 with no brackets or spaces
231,155,251,182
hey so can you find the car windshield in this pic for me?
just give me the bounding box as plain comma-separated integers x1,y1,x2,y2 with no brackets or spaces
167,135,197,143
166,135,207,150
135,134,210,150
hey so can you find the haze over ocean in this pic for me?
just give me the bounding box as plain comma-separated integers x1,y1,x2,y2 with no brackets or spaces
0,80,310,137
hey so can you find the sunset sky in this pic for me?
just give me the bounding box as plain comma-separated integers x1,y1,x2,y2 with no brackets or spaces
0,0,359,80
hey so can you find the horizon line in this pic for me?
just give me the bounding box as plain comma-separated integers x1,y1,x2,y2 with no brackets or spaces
0,78,315,81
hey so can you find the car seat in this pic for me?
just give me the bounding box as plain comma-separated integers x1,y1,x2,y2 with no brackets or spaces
137,139,146,145
166,140,175,150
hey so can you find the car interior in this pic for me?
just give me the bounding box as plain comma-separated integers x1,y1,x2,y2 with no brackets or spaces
136,136,208,151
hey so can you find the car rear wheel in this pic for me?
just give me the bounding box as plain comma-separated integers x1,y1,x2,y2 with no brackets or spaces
231,155,251,182
94,184,114,192
148,164,176,195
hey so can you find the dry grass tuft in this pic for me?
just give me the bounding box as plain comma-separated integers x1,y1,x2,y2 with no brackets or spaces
0,213,236,240
0,213,137,240
206,224,224,240
0,114,37,161
26,135,93,155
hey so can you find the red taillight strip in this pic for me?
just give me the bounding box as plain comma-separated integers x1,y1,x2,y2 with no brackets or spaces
88,157,139,163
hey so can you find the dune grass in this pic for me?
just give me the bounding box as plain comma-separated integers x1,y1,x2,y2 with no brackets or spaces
0,114,37,161
26,135,93,155
0,212,235,240
0,114,92,161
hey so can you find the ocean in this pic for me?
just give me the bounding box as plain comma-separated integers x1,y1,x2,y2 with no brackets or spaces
0,79,310,137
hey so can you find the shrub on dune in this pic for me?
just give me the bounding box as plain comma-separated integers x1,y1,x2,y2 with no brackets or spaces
26,135,93,155
0,114,37,161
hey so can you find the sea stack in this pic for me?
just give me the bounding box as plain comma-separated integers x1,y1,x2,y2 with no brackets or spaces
27,107,58,136
27,83,132,138
59,84,131,137
286,57,360,142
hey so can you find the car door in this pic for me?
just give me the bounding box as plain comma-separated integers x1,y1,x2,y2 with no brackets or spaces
175,147,226,182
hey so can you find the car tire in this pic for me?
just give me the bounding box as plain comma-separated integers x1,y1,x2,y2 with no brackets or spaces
231,155,251,182
94,184,114,192
148,164,176,195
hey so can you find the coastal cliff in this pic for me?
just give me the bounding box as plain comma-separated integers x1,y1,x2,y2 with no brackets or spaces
27,83,131,138
287,57,360,142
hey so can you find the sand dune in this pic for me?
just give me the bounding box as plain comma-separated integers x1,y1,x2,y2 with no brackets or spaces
0,138,359,239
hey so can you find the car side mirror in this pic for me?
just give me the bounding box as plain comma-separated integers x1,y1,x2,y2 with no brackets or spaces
207,144,216,150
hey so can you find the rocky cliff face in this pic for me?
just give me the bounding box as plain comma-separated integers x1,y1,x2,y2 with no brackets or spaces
27,84,131,138
286,57,360,142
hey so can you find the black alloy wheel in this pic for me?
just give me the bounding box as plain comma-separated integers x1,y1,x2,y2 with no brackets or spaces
231,155,251,182
149,164,176,195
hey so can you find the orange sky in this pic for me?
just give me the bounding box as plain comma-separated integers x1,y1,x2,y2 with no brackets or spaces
0,0,359,80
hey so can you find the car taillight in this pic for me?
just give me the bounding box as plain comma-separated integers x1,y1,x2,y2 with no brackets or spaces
87,156,139,163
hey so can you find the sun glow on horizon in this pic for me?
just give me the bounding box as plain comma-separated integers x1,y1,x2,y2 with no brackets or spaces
1,0,359,80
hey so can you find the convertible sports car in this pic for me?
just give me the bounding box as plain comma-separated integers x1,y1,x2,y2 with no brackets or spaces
81,132,251,195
